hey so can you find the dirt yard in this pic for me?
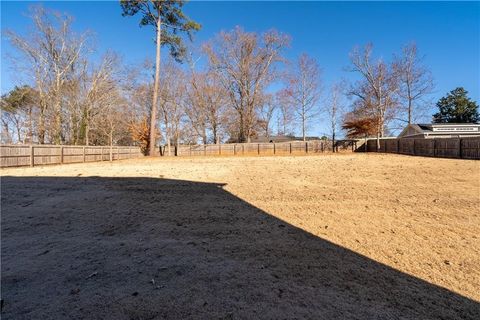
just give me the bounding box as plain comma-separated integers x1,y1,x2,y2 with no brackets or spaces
1,153,479,319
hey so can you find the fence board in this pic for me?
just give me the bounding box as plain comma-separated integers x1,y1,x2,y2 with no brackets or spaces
462,138,480,159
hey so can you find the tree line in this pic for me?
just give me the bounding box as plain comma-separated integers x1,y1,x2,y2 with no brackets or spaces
1,2,478,155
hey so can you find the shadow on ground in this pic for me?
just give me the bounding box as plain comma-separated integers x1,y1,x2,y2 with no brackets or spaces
1,176,479,319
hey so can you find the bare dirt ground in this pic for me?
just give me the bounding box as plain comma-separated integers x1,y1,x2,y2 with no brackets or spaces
1,153,479,319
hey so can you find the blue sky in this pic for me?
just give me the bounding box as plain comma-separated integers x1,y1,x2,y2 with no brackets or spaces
1,1,479,136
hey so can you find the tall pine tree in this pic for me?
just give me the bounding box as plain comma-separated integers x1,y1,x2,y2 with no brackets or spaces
120,0,200,155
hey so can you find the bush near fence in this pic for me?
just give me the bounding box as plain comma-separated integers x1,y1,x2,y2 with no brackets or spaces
158,140,337,157
1,145,143,168
365,137,480,160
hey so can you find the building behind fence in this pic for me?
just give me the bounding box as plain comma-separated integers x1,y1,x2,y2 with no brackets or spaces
1,145,142,168
365,137,480,159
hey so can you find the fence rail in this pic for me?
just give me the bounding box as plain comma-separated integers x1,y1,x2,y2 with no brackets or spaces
159,140,340,157
1,145,143,168
365,137,480,160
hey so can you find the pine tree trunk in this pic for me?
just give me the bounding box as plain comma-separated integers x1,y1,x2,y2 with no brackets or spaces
149,13,162,156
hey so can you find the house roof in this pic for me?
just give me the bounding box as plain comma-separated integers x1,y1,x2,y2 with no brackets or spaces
398,123,480,138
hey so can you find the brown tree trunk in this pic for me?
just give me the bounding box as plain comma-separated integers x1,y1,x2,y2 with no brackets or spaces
408,99,412,125
332,131,336,153
302,112,306,141
238,112,245,143
28,106,33,143
149,13,162,156
38,109,46,144
212,125,218,144
167,137,171,156
109,131,113,162
85,123,90,146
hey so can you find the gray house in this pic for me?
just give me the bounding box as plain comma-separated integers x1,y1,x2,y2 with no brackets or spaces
398,123,480,139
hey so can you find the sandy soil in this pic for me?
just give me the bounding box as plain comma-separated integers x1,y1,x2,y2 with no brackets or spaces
1,153,479,319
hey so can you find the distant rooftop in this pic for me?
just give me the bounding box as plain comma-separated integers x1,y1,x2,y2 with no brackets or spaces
399,123,480,138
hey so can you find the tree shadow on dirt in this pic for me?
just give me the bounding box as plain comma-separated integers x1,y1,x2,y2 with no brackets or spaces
1,176,479,319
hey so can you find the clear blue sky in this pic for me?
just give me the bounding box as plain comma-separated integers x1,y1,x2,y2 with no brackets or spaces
1,1,479,136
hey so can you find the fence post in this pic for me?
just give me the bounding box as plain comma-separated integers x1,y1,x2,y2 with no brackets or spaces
459,138,463,159
117,146,120,160
289,143,292,154
258,143,260,155
219,143,221,155
242,144,244,155
204,145,207,156
109,146,113,162
321,142,324,153
30,145,34,167
233,144,236,155
273,143,276,155
60,146,64,164
413,139,416,156
433,139,436,157
83,146,86,162
305,142,308,154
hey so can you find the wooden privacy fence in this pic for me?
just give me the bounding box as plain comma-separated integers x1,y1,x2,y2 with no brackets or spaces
162,140,336,157
1,145,143,168
365,137,480,160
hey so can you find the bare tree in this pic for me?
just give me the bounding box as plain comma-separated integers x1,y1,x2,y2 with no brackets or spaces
204,27,289,142
82,52,122,145
4,6,89,144
282,53,322,141
187,65,228,144
185,73,208,144
95,90,128,154
257,94,276,137
393,43,434,124
276,90,295,136
325,82,346,151
347,44,399,149
157,60,188,155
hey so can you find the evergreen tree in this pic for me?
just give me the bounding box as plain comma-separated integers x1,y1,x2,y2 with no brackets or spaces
120,0,200,155
433,87,479,123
